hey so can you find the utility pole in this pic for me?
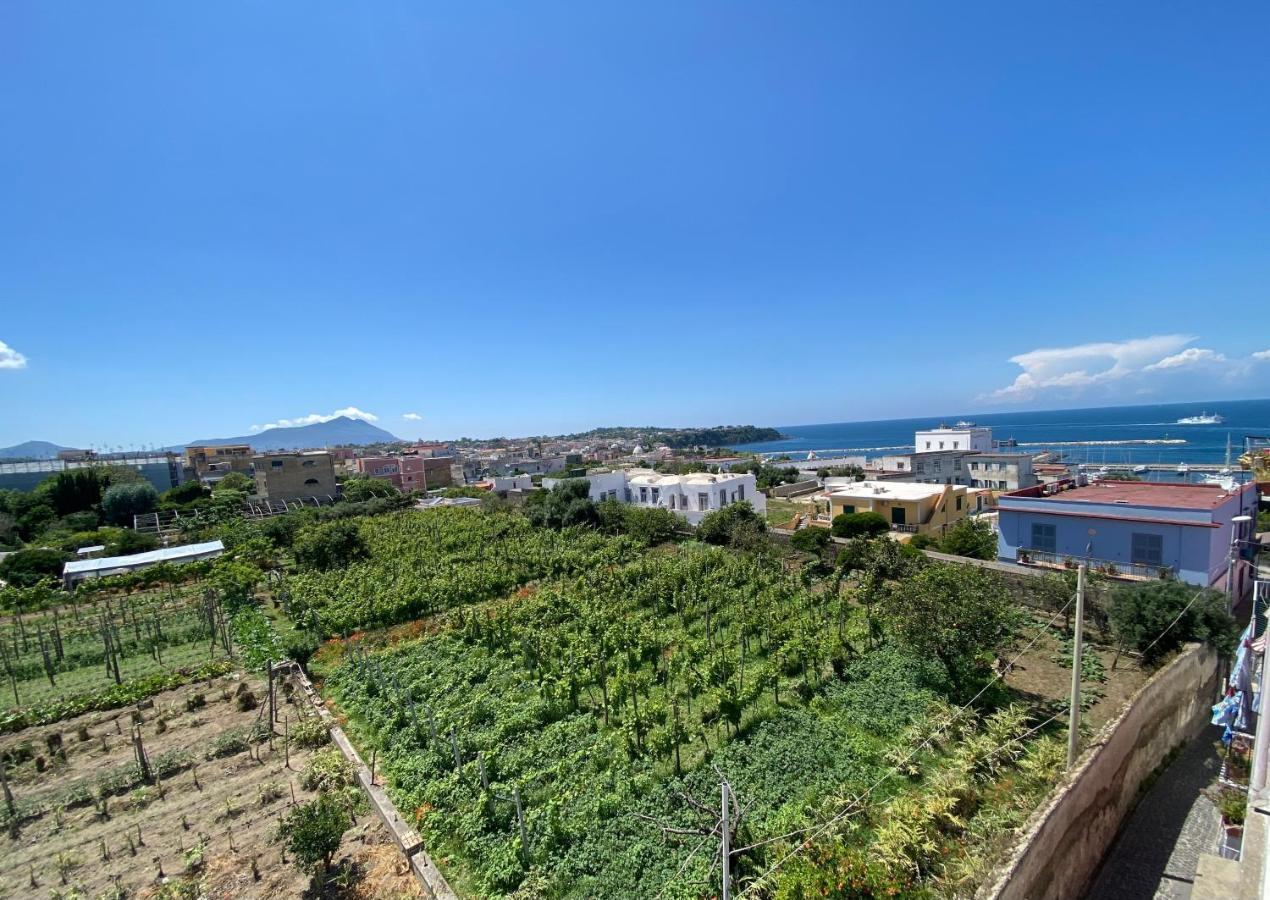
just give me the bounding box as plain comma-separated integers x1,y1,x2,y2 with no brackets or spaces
1067,564,1086,770
720,780,731,900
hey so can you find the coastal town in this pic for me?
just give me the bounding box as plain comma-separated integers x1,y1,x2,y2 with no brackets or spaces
0,411,1267,899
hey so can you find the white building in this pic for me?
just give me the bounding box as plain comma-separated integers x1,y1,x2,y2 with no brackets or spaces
915,424,993,454
543,469,765,526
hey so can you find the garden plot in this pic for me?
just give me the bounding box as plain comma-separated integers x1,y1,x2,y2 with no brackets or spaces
0,671,418,899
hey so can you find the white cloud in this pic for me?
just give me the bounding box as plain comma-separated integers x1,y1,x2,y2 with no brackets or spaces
987,335,1193,400
251,406,379,432
1143,347,1226,371
0,340,28,370
1253,349,1270,361
402,412,422,421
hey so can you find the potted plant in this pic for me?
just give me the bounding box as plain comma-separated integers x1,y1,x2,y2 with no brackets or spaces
1017,549,1030,563
1214,787,1247,843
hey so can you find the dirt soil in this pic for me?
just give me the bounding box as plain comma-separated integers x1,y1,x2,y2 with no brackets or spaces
0,673,422,900
1005,626,1149,732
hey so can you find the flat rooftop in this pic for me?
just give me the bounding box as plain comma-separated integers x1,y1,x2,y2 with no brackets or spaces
1024,480,1238,510
826,480,956,501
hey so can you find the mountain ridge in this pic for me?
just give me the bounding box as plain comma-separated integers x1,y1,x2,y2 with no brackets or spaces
181,416,403,451
0,440,73,460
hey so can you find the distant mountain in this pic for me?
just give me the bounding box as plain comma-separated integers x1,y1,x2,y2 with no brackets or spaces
181,416,403,452
0,440,73,460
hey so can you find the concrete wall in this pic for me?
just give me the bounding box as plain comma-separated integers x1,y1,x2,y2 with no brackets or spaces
978,643,1220,900
770,479,820,498
280,662,458,900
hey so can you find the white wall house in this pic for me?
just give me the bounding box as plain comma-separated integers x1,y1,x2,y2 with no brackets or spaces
543,469,765,526
915,425,993,454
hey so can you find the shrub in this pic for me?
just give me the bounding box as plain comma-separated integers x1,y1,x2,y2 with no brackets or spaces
340,476,399,503
908,532,938,551
937,517,997,560
831,511,889,539
301,749,356,792
279,794,351,873
101,482,159,526
525,480,598,530
293,520,369,572
696,502,766,548
0,548,69,588
291,716,330,749
789,527,831,554
1108,581,1237,665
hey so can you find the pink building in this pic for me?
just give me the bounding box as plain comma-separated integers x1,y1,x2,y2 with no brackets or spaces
354,455,453,491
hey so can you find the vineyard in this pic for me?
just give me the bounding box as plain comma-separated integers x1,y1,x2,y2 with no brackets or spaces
313,510,1072,898
286,509,644,636
0,586,235,713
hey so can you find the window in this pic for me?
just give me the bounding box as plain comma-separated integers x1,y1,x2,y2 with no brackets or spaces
939,441,945,449
698,492,709,509
953,441,960,449
997,480,1007,490
719,489,727,507
840,504,855,515
625,488,632,503
669,495,677,509
891,506,906,525
1031,523,1056,554
639,487,648,502
925,441,931,449
934,460,942,472
970,462,979,470
1131,533,1164,567
651,488,660,504
302,459,316,467
271,460,284,469
956,496,962,510
303,478,319,486
737,484,745,502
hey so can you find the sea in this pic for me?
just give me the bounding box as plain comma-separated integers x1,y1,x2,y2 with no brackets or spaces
733,399,1270,480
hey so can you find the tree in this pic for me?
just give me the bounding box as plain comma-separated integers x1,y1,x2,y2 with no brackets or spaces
879,563,1022,697
212,472,255,494
101,482,159,526
0,548,69,588
1108,580,1237,665
831,511,888,539
696,502,766,548
340,476,399,502
293,520,369,572
937,517,997,560
280,794,350,875
524,479,598,530
619,506,682,545
33,469,104,518
789,526,832,554
159,480,211,508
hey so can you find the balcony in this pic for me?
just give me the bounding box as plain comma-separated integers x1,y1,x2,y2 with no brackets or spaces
890,523,919,534
1014,548,1173,581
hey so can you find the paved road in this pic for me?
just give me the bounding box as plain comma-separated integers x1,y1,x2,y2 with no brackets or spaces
1084,729,1223,899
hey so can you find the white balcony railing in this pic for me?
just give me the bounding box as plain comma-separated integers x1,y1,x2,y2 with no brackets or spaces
1014,547,1173,581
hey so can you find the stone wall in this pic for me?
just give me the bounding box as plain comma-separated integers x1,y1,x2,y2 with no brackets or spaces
977,643,1220,900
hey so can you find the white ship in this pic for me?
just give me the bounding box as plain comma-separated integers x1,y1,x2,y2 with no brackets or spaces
1176,412,1224,425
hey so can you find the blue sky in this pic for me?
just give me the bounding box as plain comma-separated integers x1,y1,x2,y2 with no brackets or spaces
2,2,1268,446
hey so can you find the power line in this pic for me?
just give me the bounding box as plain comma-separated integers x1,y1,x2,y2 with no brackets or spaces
737,584,1216,896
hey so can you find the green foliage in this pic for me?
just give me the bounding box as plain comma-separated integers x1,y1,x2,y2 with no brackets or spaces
101,482,159,526
696,502,766,548
293,520,369,572
280,793,351,872
525,479,598,530
730,460,803,490
789,526,832,554
212,472,255,494
595,501,682,545
0,547,69,587
34,469,105,517
442,485,490,499
0,660,233,734
341,476,400,502
1107,580,1237,665
937,517,997,560
907,532,938,551
831,511,889,539
879,564,1022,697
112,528,159,555
815,464,865,479
301,749,356,792
160,480,212,509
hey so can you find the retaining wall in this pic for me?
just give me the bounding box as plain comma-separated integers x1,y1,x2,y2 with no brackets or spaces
977,643,1220,900
279,662,458,900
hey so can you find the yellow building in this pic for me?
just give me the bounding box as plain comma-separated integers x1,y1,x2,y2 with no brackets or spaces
822,480,970,536
184,444,254,479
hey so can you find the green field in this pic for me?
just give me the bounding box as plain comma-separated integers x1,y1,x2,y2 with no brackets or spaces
309,508,1066,898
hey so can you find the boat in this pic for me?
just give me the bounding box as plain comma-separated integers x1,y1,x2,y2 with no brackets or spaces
954,420,976,428
1176,412,1224,425
1177,462,1190,476
1133,465,1147,474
